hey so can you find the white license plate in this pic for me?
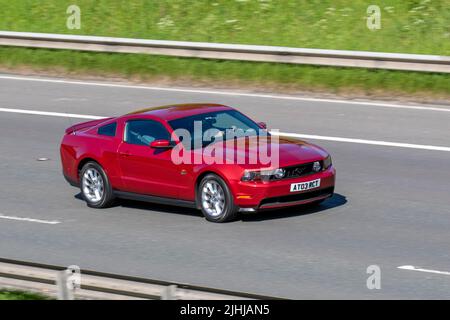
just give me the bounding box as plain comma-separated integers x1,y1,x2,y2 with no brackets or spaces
290,179,321,192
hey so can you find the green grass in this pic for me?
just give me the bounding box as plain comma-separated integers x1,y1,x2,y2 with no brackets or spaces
0,290,51,300
0,0,448,97
1,47,449,97
0,0,449,55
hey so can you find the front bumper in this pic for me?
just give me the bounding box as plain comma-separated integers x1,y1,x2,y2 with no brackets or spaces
233,166,336,211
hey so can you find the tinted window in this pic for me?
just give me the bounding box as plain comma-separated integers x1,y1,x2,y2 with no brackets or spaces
125,119,170,146
98,122,117,137
168,110,263,149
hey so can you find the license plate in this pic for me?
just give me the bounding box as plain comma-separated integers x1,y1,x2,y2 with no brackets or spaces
290,179,321,192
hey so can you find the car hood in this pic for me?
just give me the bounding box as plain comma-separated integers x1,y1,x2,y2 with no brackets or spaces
195,135,329,169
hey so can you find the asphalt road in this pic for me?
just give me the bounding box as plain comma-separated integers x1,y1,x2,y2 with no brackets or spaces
0,74,449,299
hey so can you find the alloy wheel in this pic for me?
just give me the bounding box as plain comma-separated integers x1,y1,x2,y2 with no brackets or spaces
201,180,226,217
82,168,105,203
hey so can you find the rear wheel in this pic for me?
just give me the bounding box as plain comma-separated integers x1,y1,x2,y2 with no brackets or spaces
198,174,239,223
80,162,115,208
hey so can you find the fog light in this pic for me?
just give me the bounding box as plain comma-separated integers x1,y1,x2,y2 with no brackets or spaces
312,161,322,172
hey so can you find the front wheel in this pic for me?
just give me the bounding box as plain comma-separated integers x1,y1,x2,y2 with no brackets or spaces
80,161,115,208
198,174,239,223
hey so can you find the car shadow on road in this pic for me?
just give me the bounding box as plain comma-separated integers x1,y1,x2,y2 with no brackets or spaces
75,192,347,222
74,192,201,217
240,193,348,222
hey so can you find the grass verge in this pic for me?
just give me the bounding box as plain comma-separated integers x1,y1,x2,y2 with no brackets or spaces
0,1,448,100
0,290,51,300
0,0,449,55
0,47,449,101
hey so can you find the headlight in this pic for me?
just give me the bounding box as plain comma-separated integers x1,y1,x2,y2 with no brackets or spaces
312,161,322,172
242,168,286,181
241,170,260,181
273,168,286,179
323,155,332,170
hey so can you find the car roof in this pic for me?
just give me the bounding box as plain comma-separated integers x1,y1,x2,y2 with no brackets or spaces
125,103,234,121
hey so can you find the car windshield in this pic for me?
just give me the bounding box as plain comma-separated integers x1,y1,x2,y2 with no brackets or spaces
168,110,266,149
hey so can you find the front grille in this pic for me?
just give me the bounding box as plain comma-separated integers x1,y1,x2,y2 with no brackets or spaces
259,187,334,207
282,161,322,180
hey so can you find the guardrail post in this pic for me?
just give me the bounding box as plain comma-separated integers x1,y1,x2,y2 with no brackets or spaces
57,271,73,300
161,285,178,300
56,265,81,300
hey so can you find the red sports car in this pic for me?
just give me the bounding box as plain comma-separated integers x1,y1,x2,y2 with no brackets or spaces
60,104,335,222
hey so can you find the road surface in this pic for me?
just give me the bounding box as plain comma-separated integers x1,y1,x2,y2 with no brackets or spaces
0,74,449,299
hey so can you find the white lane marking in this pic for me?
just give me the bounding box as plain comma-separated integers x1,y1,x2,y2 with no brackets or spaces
272,132,450,152
0,74,450,113
0,214,61,225
398,265,450,276
1,107,450,153
0,107,105,120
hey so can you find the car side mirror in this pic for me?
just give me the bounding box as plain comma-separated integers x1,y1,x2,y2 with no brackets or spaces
257,122,267,129
150,139,173,149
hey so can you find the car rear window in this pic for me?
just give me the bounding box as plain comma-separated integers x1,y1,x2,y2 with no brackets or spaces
98,122,117,137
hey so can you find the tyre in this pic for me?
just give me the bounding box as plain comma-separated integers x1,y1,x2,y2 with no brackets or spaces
80,161,115,208
198,174,239,223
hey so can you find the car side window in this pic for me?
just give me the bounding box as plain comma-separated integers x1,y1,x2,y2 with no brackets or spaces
98,122,117,137
124,119,170,146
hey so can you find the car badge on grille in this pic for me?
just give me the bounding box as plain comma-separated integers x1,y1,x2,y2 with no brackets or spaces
292,167,305,176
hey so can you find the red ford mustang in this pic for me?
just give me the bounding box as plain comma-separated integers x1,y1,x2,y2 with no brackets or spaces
60,104,335,222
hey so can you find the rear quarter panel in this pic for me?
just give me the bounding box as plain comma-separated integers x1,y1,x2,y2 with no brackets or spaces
60,121,124,189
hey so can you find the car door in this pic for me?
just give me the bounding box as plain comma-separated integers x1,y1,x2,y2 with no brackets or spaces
117,118,180,198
